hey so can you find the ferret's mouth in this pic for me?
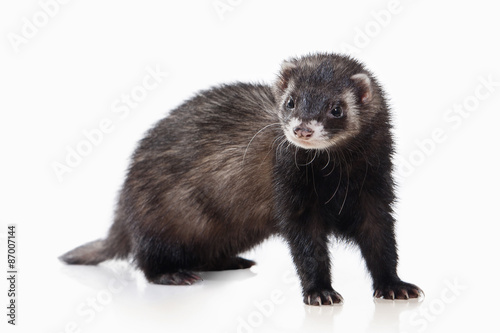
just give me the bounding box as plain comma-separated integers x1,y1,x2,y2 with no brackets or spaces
285,132,333,150
282,118,334,150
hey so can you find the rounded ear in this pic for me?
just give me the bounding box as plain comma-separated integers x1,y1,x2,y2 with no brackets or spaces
276,61,296,92
351,73,373,104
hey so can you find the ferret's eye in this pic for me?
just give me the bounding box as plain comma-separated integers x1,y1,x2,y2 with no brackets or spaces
331,106,343,118
286,97,295,109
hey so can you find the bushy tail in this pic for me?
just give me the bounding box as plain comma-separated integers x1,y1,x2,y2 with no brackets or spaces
61,197,131,265
59,239,113,265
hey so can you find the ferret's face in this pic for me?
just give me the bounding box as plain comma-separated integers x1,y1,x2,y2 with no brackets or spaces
280,89,361,150
274,55,376,150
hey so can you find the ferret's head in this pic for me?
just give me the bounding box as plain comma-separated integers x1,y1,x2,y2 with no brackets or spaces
273,53,385,150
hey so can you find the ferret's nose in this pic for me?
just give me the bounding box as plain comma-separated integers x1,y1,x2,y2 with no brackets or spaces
293,125,314,139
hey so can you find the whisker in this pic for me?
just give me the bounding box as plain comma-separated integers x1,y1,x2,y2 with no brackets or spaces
259,134,285,167
359,158,368,196
338,172,349,215
302,149,318,166
325,150,337,177
325,151,342,204
311,161,319,197
294,146,299,170
322,149,331,170
263,134,285,162
337,149,350,215
243,123,281,163
276,136,288,160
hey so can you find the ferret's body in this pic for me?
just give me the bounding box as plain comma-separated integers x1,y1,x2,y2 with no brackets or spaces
61,53,422,304
115,83,281,276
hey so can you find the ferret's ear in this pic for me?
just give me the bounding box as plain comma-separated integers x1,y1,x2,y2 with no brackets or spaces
277,61,296,91
351,73,373,104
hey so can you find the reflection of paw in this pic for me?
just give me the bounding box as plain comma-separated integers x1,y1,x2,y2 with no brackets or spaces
304,289,344,306
374,281,423,300
150,271,202,285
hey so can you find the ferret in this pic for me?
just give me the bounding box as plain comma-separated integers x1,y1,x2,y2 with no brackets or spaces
60,53,422,305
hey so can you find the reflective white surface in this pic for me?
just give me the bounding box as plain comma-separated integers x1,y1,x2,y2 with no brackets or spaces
8,236,493,333
1,0,499,332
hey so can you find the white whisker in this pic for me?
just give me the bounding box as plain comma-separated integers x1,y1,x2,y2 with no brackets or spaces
263,134,285,163
302,149,318,166
243,123,281,163
322,149,331,170
337,150,350,215
276,136,289,160
338,172,349,215
294,146,299,170
325,150,337,177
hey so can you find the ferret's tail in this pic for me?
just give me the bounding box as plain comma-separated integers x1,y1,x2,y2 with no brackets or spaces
59,239,114,265
61,197,131,265
59,221,131,265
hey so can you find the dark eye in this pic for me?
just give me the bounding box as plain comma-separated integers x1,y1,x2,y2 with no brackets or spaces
331,106,343,118
286,97,295,109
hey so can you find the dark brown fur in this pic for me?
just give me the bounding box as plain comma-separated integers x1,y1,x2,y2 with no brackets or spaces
60,53,422,305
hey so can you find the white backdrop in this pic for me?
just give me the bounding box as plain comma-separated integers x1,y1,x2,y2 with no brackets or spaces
1,0,499,332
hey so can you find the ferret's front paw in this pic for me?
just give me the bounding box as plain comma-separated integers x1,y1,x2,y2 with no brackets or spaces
304,289,344,306
374,281,423,300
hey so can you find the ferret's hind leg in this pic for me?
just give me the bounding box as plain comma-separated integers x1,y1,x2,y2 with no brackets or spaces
142,257,255,285
134,234,255,284
150,271,202,285
199,256,256,271
135,239,203,285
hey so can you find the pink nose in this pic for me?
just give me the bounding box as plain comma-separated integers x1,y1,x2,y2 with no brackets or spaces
293,126,314,139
